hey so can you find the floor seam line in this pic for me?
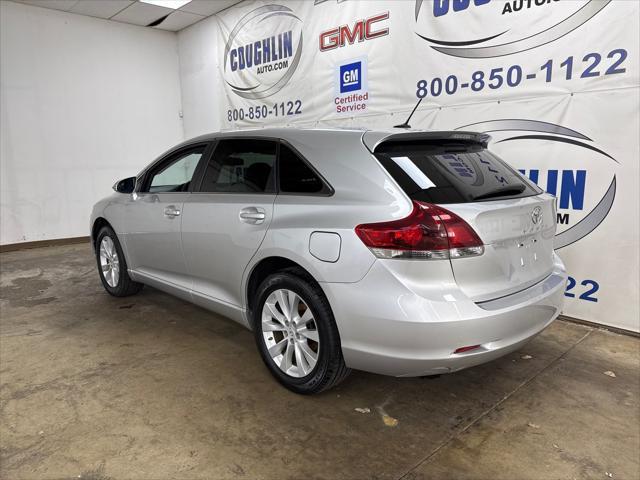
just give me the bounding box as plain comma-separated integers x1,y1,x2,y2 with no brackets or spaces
394,328,594,480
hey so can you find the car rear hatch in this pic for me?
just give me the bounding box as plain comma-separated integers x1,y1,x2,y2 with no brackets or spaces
364,130,556,302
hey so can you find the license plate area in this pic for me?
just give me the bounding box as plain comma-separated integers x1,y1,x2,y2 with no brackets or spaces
515,234,543,268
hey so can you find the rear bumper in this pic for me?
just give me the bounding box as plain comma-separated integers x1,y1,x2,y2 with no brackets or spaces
322,254,567,377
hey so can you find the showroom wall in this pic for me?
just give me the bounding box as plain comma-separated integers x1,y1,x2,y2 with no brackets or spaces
177,0,639,332
0,1,184,245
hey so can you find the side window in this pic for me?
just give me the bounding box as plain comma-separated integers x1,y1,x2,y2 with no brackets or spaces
279,144,326,194
148,147,205,193
199,139,276,193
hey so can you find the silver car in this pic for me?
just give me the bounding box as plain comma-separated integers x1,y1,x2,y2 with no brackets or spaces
90,128,566,394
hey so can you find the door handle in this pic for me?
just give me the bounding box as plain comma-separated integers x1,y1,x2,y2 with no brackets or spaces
239,207,266,224
164,205,181,218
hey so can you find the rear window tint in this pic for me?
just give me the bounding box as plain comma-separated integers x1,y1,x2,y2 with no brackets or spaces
375,142,541,203
279,144,325,194
199,139,276,193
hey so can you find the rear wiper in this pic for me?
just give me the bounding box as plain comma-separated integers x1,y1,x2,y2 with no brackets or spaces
472,184,526,201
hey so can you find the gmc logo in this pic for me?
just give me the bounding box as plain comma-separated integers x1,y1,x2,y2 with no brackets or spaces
319,12,389,52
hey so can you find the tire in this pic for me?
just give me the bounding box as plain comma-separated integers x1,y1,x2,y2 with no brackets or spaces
252,269,350,394
95,226,143,297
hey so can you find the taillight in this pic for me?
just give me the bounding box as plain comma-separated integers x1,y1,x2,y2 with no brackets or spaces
355,201,484,260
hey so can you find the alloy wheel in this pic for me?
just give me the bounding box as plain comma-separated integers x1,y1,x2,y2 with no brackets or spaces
99,236,120,288
261,289,320,378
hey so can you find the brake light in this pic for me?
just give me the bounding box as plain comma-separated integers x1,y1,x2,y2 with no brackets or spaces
355,201,484,260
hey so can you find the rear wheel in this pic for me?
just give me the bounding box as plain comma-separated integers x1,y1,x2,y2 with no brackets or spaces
253,270,350,394
95,226,143,297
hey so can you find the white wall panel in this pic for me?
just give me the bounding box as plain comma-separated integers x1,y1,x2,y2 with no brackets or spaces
177,14,223,138
0,1,184,245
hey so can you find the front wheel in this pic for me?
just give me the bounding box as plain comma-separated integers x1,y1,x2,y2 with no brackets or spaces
95,226,143,297
253,270,350,394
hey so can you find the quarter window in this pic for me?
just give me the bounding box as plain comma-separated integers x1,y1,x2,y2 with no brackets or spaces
279,144,326,194
199,140,276,193
147,147,205,193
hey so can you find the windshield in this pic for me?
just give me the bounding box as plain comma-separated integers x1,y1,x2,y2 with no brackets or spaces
375,141,541,204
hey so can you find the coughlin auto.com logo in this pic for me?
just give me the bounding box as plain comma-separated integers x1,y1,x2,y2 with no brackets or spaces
223,4,303,99
457,119,617,249
415,0,611,58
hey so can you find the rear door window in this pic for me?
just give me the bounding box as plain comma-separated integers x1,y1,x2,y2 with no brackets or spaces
198,139,276,193
375,141,541,203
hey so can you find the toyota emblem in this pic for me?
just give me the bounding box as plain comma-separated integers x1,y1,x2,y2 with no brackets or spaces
531,206,542,225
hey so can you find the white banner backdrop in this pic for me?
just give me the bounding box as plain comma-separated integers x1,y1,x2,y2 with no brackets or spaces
207,0,639,331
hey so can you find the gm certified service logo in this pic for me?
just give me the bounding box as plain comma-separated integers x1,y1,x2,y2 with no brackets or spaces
223,4,303,99
335,57,369,114
457,119,617,249
339,61,362,93
415,0,611,58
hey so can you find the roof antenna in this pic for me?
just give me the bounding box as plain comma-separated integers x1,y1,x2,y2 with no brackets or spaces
394,96,423,129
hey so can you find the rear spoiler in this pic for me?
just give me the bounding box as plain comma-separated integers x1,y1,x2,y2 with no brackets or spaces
362,130,491,153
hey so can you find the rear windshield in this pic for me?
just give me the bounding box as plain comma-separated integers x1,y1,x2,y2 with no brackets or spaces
375,141,541,204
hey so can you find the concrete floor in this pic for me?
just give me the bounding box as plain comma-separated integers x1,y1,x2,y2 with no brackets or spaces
0,244,638,480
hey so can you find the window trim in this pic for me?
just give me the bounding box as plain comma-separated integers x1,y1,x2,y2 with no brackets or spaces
190,140,218,193
138,142,214,194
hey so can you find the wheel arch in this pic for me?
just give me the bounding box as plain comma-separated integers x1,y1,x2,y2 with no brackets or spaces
245,255,324,328
91,217,115,250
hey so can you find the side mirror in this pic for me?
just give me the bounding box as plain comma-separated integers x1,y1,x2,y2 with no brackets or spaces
113,176,136,194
